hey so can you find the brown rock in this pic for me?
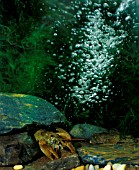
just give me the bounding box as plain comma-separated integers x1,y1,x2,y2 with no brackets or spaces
90,132,120,144
90,132,137,145
0,132,38,166
24,151,80,170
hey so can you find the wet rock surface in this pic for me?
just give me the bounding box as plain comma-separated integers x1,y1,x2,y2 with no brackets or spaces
0,152,80,170
0,132,38,166
1,139,139,169
70,124,108,139
0,93,66,134
1,123,139,169
77,142,139,165
24,151,80,170
0,93,68,167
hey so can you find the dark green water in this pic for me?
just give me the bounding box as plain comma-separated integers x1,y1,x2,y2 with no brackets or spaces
0,0,139,135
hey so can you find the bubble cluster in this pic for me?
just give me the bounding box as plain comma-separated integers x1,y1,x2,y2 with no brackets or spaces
55,0,135,107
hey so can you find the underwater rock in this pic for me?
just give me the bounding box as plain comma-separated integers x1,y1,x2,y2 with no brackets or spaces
0,93,66,135
76,142,139,165
70,124,108,140
90,132,138,145
0,132,38,166
0,93,68,166
90,132,120,144
24,151,80,170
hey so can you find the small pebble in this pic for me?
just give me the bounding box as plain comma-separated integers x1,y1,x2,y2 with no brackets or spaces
85,164,90,170
89,164,94,170
94,165,99,170
107,162,113,166
112,163,126,170
103,164,111,170
13,165,23,170
72,163,139,170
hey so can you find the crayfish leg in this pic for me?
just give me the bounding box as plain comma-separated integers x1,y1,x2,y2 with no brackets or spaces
39,140,54,160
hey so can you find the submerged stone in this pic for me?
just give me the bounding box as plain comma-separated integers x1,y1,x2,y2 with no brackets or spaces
24,152,80,170
0,132,38,166
0,93,67,166
0,93,66,134
77,142,139,165
70,124,108,139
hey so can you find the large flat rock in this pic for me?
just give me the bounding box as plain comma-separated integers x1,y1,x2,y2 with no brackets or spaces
0,93,66,134
77,142,139,165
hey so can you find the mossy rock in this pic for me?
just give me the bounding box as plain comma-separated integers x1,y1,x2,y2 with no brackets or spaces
0,93,68,166
0,93,66,134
